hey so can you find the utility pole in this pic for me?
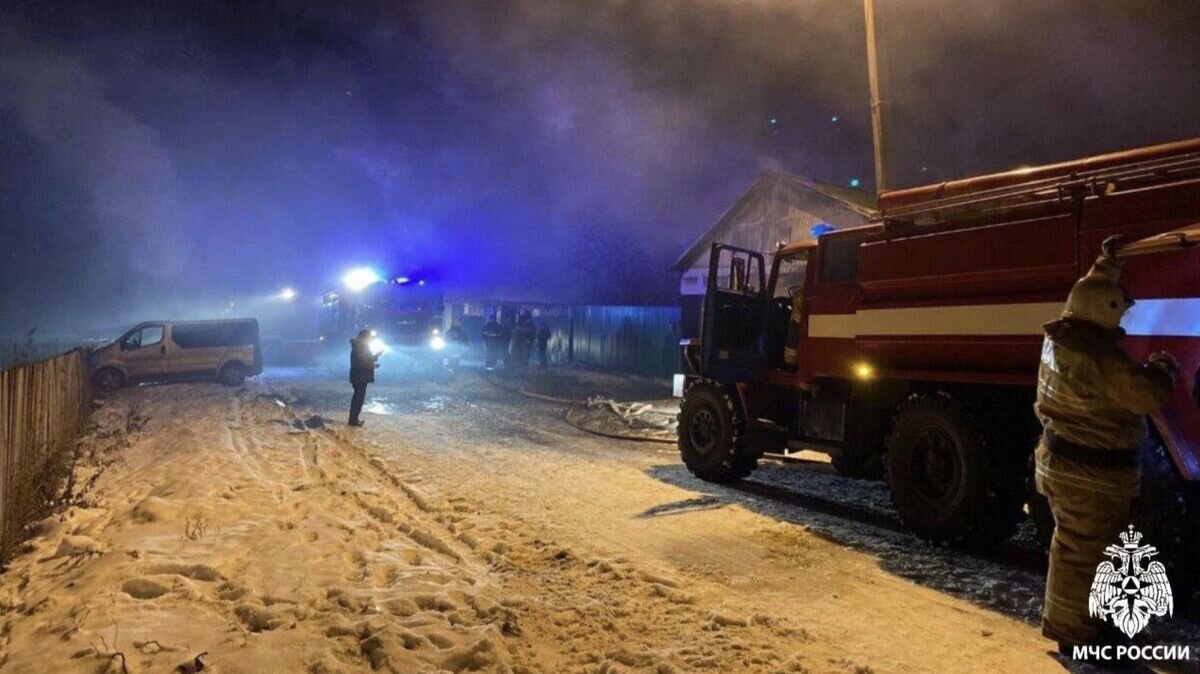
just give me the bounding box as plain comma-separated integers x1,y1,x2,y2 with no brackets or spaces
863,0,889,193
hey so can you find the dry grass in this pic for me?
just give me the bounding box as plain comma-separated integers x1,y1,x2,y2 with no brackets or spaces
0,439,77,568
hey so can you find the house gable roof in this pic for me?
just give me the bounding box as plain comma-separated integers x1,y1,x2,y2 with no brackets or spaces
671,171,879,272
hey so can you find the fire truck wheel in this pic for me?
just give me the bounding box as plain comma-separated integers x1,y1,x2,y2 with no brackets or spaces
678,382,758,483
885,394,1018,544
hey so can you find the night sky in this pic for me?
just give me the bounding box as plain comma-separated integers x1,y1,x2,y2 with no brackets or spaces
2,1,1199,335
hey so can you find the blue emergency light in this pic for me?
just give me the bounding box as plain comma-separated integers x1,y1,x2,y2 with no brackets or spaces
810,223,838,238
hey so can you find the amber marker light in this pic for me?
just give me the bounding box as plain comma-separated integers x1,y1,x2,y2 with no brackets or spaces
853,362,875,380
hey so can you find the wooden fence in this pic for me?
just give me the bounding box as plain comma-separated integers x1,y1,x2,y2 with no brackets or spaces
0,350,91,553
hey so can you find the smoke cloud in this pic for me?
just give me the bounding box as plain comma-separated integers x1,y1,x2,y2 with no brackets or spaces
0,1,1197,336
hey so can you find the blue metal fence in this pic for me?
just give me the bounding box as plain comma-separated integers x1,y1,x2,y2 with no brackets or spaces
449,303,681,379
563,305,681,378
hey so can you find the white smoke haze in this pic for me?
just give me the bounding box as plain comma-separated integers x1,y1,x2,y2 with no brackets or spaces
0,1,1198,337
0,28,191,278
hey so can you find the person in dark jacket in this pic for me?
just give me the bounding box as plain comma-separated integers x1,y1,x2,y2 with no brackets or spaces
500,313,515,370
508,312,535,374
536,323,552,369
348,329,379,427
481,314,503,371
445,322,469,374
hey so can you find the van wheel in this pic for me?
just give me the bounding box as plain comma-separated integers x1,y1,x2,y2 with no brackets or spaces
219,362,246,387
885,393,1021,545
678,382,761,483
94,368,125,395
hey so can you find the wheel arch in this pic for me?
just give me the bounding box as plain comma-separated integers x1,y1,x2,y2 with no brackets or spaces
884,387,1028,544
92,363,129,381
217,357,250,376
900,380,1040,463
684,376,753,423
678,379,760,483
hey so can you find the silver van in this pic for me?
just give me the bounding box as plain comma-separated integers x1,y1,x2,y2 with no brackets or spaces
89,318,263,392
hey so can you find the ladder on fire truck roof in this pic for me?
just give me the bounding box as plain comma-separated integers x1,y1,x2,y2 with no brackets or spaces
881,147,1200,228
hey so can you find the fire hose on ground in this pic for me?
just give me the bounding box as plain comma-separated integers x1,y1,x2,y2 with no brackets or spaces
487,377,678,445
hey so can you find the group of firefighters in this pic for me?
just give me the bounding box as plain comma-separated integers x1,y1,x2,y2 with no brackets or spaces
480,310,553,373
342,240,1179,664
345,309,553,425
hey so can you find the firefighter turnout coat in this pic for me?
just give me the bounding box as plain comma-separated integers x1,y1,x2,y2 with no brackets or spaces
1033,257,1177,646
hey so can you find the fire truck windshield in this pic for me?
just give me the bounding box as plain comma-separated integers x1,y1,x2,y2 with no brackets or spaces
321,282,443,347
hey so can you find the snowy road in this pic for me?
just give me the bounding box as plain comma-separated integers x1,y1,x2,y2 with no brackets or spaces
262,365,1173,673
0,366,1193,673
271,366,1056,618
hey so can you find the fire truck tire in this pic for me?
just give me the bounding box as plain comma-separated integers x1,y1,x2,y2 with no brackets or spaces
678,382,759,483
885,394,1020,544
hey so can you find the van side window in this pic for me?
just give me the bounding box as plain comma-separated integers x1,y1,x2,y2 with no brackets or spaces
141,326,164,346
171,322,254,349
819,236,863,283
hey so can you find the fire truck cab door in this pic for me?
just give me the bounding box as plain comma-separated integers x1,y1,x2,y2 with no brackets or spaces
702,243,768,382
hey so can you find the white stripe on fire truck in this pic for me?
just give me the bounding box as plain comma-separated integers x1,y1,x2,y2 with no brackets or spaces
808,303,1061,338
808,298,1200,338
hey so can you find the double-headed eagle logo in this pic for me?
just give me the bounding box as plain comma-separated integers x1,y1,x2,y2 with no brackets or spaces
1088,525,1174,638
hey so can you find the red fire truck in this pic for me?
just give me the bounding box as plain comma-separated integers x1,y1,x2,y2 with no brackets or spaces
677,138,1200,555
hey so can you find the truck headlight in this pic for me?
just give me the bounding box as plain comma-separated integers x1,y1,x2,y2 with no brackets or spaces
429,335,446,351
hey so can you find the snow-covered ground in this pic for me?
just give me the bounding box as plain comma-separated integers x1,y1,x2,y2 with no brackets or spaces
0,365,1193,673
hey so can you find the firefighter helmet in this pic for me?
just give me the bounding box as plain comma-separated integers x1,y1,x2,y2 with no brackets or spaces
1062,270,1134,330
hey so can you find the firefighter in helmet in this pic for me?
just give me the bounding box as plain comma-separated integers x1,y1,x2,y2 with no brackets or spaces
1035,237,1178,654
481,313,504,371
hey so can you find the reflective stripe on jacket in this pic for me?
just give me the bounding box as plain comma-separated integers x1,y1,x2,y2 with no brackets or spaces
1034,318,1173,455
